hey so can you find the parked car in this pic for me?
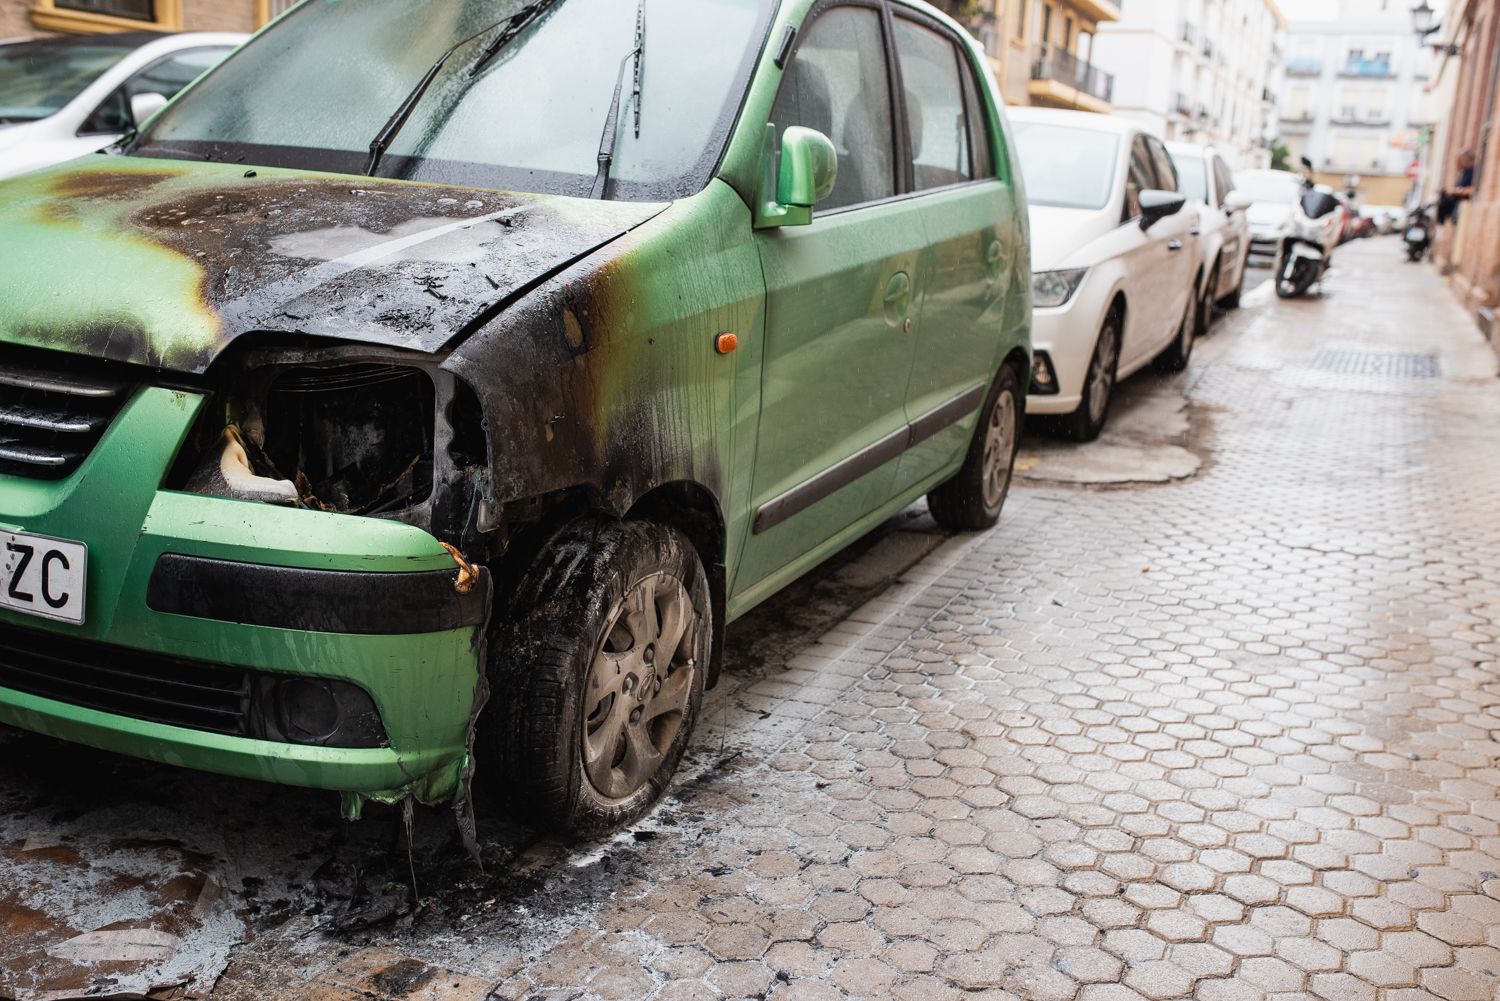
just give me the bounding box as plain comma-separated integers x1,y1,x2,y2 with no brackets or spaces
0,0,1030,835
1009,108,1199,441
1241,168,1313,266
0,31,244,182
1166,141,1254,312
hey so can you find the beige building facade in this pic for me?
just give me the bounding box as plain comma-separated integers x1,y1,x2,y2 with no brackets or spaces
944,0,1121,113
1,0,293,38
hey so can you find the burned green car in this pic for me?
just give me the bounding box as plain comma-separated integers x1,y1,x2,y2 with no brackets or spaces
0,0,1030,834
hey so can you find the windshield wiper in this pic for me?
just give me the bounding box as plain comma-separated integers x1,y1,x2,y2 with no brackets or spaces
588,0,646,200
364,0,563,178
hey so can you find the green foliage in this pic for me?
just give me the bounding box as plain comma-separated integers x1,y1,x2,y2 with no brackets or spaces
927,0,987,23
1270,139,1292,172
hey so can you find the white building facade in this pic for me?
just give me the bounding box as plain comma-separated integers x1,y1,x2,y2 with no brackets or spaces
1276,0,1437,206
1091,0,1286,169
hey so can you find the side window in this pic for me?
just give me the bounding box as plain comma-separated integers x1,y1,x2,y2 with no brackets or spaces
958,56,995,179
892,17,971,191
129,48,230,102
1214,157,1235,206
1146,137,1178,192
1124,136,1155,222
771,6,896,211
79,48,229,136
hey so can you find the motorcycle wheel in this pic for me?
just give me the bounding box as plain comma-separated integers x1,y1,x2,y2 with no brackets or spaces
1276,258,1319,299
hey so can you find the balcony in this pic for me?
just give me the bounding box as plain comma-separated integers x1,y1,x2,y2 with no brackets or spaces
1341,57,1395,78
1179,21,1198,46
1172,91,1193,116
1280,112,1315,131
1202,38,1215,60
1330,112,1392,127
1030,44,1115,112
1286,57,1323,76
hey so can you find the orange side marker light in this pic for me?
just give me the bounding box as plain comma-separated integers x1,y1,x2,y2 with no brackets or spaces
715,332,739,355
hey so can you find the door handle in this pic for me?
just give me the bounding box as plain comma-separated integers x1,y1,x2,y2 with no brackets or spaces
1168,240,1184,251
986,239,1007,274
1190,228,1202,236
883,271,911,327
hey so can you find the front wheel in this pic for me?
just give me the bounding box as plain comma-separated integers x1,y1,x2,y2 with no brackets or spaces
927,364,1022,531
1062,314,1121,442
1276,255,1321,298
1154,287,1197,373
480,519,710,836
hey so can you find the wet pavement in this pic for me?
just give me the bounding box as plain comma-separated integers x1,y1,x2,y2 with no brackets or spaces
4,238,1500,1000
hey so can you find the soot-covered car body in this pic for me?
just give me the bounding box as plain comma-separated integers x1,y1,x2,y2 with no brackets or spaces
0,0,1030,831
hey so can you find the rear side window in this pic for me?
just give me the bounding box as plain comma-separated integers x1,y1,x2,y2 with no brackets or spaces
771,6,896,211
1125,135,1155,220
79,48,230,135
1213,157,1235,206
958,52,994,179
892,17,971,191
1145,136,1178,192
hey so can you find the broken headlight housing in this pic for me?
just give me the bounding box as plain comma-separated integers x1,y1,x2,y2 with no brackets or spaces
174,344,489,538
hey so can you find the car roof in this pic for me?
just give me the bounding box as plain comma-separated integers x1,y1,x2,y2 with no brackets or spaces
1237,168,1300,181
1006,107,1145,136
1165,140,1222,159
4,31,167,49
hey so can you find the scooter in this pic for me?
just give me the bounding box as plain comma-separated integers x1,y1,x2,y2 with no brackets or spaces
1274,157,1343,299
1403,206,1432,262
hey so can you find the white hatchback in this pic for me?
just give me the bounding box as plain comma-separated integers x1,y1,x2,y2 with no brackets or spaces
1167,141,1254,314
0,31,245,182
1010,108,1202,442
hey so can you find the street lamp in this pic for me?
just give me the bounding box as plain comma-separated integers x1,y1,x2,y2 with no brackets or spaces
1410,1,1438,37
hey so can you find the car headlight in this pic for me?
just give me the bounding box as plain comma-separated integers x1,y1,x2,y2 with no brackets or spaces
1031,268,1088,309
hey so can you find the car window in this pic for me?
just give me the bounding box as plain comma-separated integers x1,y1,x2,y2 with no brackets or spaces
772,5,896,212
892,16,971,191
1170,151,1207,204
1010,121,1118,210
1214,157,1236,206
1145,136,1178,192
0,39,130,123
81,48,233,137
1124,135,1155,220
135,0,774,201
957,48,994,180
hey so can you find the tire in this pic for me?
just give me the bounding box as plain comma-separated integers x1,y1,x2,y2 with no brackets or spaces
1218,254,1245,309
1191,268,1213,339
927,363,1022,532
1062,312,1121,443
479,518,710,836
1154,286,1196,373
1276,257,1319,299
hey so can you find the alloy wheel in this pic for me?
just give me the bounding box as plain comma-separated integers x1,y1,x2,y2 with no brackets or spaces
1087,326,1118,427
582,572,700,801
981,388,1018,509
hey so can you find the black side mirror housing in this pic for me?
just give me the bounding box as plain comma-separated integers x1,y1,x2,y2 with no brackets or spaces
1139,189,1187,230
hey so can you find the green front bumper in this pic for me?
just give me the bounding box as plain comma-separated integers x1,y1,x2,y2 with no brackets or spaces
0,387,486,805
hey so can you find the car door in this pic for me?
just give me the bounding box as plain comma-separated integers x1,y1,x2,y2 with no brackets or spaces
1117,134,1179,368
888,8,1021,491
736,2,926,593
1214,155,1248,294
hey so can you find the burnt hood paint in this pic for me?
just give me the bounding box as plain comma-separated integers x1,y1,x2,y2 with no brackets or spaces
0,156,667,373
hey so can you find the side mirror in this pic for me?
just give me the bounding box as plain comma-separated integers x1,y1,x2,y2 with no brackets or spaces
755,124,838,229
1223,190,1253,213
130,91,169,127
1138,189,1187,230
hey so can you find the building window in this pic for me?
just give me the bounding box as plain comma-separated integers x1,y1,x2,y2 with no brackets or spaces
31,0,182,32
257,0,299,25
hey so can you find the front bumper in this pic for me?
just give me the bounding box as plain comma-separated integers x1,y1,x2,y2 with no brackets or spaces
0,386,487,805
1026,277,1112,417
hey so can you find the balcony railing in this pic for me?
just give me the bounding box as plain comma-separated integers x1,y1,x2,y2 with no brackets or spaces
1172,91,1193,116
1281,111,1315,123
1330,113,1392,127
1285,57,1323,76
1179,21,1198,45
1202,38,1215,59
1032,45,1115,104
1341,58,1395,77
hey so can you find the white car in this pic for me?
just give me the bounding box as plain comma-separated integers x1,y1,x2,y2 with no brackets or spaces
1010,108,1202,441
1167,141,1253,313
0,30,244,182
1238,168,1317,268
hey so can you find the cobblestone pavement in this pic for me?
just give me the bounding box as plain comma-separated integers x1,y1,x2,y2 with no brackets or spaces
6,239,1500,1001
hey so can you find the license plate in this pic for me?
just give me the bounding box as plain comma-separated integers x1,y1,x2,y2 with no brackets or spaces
1406,227,1425,241
0,530,87,625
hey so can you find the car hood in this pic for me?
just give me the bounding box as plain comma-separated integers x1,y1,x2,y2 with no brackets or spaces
1246,202,1293,231
0,156,667,374
1027,204,1115,271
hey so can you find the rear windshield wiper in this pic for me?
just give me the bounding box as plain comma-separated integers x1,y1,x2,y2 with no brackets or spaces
365,0,563,178
588,0,646,199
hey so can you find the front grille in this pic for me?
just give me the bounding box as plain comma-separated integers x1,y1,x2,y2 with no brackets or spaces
0,621,251,735
0,352,135,480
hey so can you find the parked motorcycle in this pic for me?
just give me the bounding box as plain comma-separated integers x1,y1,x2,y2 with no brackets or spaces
1274,157,1343,299
1403,206,1432,262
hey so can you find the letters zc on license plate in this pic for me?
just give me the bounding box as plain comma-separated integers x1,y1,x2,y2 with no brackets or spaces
1,530,87,626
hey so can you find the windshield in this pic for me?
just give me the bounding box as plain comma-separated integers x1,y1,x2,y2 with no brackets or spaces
0,40,130,123
132,0,773,200
1011,122,1119,210
1236,171,1302,205
1171,153,1207,204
